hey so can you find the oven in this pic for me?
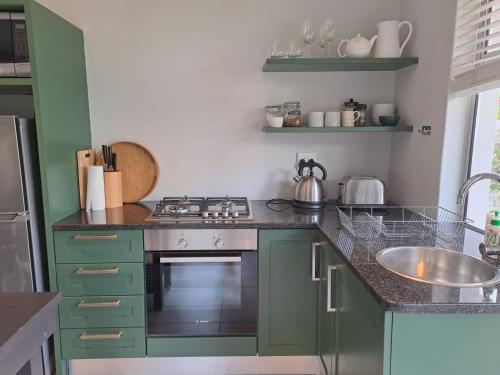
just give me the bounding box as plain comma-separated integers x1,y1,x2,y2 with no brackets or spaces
144,229,258,338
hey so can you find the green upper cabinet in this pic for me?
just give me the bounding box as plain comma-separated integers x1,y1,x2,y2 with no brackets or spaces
258,229,320,356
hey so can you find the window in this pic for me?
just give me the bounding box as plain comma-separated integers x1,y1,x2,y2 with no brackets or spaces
465,87,500,227
452,0,500,93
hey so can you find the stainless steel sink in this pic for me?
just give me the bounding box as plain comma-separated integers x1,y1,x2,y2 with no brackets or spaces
376,247,500,288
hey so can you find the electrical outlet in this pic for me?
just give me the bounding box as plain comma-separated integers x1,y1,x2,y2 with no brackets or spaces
296,153,317,169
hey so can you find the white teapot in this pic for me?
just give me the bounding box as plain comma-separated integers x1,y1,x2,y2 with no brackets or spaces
337,33,377,58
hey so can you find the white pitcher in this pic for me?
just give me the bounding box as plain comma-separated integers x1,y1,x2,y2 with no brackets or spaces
374,20,412,58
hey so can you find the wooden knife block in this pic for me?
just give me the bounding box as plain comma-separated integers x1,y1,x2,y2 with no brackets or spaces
104,171,123,208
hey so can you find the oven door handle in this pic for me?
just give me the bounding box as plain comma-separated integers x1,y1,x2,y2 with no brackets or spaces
159,256,241,264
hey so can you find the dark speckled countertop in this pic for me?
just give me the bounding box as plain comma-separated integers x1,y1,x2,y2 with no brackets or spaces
53,201,500,313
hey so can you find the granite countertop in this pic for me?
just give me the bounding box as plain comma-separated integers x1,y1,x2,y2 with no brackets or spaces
0,292,61,349
53,201,500,314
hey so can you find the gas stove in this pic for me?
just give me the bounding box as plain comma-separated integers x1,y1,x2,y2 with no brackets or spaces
146,196,253,223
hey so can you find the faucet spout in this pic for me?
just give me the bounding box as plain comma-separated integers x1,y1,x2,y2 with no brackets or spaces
456,173,500,206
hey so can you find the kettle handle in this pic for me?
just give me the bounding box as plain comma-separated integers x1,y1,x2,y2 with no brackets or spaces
299,159,327,181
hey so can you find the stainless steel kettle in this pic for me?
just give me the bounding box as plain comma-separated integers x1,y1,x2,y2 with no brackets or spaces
293,159,327,209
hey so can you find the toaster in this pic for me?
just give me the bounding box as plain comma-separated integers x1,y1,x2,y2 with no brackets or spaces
338,176,387,205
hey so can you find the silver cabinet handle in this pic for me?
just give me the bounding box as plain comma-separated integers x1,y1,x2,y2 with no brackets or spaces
327,265,338,312
73,234,118,241
74,267,120,275
160,256,241,264
80,331,122,340
78,300,121,308
312,242,322,282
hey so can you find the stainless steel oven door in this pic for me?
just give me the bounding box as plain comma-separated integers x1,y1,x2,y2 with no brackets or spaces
145,250,257,337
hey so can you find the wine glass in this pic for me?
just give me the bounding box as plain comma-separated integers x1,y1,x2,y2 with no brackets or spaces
285,38,303,58
323,18,335,56
302,19,317,58
270,41,284,58
319,24,329,57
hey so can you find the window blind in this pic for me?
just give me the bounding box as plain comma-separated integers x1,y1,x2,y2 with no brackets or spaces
451,0,500,93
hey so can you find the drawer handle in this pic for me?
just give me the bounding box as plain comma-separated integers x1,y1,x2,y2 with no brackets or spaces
74,267,120,275
78,300,121,308
79,331,122,340
73,234,118,241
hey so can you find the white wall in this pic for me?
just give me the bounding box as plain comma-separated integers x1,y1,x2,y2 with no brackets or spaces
36,0,401,200
389,0,457,205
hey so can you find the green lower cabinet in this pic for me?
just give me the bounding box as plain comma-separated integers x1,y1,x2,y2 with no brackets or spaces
147,337,257,357
258,229,319,356
56,262,144,296
318,242,341,375
54,230,144,264
60,327,146,359
336,260,387,375
59,295,145,328
390,313,500,375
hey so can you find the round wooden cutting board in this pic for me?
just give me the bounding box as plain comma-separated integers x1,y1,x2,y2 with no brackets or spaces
106,142,159,203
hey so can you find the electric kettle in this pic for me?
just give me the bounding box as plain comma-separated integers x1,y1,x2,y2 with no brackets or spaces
293,159,327,209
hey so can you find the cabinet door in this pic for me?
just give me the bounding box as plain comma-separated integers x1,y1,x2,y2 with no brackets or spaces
337,263,386,375
318,242,341,375
258,229,319,356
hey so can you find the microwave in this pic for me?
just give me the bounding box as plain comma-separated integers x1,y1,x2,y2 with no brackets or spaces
0,12,30,77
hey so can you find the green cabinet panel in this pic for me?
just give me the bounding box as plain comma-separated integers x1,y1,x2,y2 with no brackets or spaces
56,263,144,296
60,327,146,359
258,229,319,356
147,337,257,357
54,230,144,263
59,295,145,329
390,313,500,375
336,259,386,375
318,242,342,375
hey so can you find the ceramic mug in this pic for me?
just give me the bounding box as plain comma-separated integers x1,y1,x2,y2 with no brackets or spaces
308,112,325,127
341,111,361,127
325,111,341,127
371,103,395,125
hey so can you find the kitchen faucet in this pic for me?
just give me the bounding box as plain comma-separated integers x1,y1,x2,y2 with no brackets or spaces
456,172,500,212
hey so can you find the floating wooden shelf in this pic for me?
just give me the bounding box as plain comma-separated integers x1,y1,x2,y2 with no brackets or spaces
262,126,414,133
262,57,419,72
0,77,32,94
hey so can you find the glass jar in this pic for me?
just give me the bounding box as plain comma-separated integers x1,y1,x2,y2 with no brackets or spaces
355,104,367,126
285,110,301,127
284,101,301,125
265,105,284,127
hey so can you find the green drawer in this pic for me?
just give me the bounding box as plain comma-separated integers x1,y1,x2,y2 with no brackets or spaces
60,327,146,359
59,295,145,328
54,230,143,263
56,263,144,296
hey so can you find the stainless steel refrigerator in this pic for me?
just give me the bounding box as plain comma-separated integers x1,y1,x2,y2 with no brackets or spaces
0,116,49,375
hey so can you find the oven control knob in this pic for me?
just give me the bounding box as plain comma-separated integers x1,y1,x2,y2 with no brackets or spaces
212,212,219,218
215,238,224,248
222,211,229,218
177,239,188,249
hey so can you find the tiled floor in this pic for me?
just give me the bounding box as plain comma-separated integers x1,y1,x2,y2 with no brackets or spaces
70,356,322,375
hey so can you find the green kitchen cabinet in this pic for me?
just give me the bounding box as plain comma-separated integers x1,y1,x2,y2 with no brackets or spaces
56,262,145,296
59,295,145,329
60,327,146,359
258,229,319,356
336,257,387,375
54,230,144,264
318,240,389,375
318,241,341,375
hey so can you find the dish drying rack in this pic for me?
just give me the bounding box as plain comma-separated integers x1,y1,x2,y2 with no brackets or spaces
337,206,472,249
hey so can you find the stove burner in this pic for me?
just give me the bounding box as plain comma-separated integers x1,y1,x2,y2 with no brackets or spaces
149,196,252,222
